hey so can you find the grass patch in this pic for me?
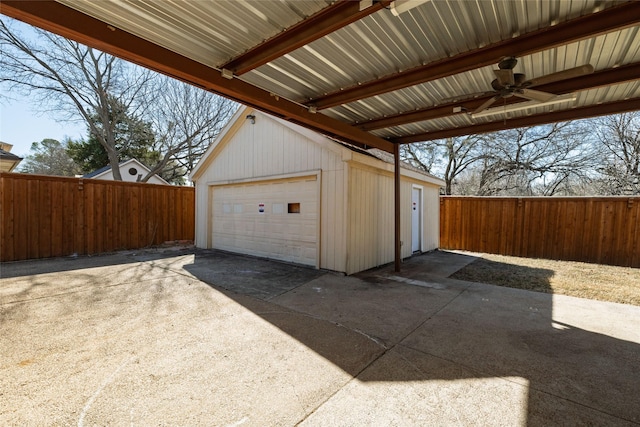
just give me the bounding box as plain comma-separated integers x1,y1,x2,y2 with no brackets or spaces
451,252,640,306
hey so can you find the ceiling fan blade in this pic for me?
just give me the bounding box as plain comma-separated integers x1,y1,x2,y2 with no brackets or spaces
440,91,493,104
471,95,500,115
525,64,594,86
494,69,515,87
516,88,556,102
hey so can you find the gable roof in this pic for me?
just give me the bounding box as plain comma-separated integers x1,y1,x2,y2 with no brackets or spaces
0,148,22,162
83,163,111,178
84,158,169,184
190,106,444,186
0,148,23,173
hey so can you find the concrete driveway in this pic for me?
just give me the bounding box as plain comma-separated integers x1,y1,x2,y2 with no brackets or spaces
1,249,639,426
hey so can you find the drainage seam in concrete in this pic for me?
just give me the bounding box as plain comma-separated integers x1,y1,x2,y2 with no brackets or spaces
296,282,474,425
263,272,331,301
256,310,389,349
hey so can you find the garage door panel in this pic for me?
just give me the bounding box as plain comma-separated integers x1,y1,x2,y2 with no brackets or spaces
211,177,319,267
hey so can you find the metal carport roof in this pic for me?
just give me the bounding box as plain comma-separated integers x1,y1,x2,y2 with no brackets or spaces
2,0,639,154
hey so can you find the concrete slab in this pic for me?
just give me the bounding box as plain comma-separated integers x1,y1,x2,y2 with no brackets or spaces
400,281,640,424
302,344,634,426
1,255,381,426
181,249,326,300
271,272,469,348
1,249,639,425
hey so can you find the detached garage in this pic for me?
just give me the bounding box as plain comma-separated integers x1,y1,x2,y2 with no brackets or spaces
190,107,444,275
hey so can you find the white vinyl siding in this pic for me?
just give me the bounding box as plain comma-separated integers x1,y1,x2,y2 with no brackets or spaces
194,110,348,272
346,163,440,275
346,164,411,275
193,108,443,275
423,185,441,251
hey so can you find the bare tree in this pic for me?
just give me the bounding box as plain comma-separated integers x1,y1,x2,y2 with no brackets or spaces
0,18,236,184
146,77,237,181
472,122,595,196
401,135,484,195
594,112,640,195
0,18,154,180
400,141,437,174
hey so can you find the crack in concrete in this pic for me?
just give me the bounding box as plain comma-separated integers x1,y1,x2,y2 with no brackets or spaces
295,282,474,425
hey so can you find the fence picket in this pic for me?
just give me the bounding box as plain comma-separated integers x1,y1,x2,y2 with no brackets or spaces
0,173,194,262
440,196,640,268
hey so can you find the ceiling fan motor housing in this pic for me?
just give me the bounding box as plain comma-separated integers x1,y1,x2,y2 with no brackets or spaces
498,57,518,70
491,72,527,94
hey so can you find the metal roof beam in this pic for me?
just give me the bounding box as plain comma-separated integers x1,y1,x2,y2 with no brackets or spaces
0,0,394,153
311,1,640,110
393,98,640,143
358,62,640,131
221,0,391,76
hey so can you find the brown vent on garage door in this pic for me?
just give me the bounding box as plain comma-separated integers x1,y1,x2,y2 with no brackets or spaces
288,203,300,214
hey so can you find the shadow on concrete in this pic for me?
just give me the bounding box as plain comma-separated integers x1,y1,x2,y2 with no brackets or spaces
0,247,195,279
181,249,326,301
184,250,640,425
450,256,558,294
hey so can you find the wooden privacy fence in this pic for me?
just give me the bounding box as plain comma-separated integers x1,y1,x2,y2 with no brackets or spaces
440,196,640,268
0,173,195,262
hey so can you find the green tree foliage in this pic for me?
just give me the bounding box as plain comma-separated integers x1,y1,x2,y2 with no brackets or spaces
67,96,159,175
0,18,155,181
19,138,81,176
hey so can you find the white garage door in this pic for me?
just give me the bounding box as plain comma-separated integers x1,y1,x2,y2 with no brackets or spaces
211,176,319,267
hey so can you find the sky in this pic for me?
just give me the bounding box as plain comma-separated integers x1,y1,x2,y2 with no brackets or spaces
0,17,86,158
0,97,86,158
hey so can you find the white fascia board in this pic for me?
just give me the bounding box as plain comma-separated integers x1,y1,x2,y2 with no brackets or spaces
189,105,247,181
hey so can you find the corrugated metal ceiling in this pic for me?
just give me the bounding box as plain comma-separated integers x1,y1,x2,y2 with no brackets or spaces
54,0,640,144
322,26,640,125
59,0,333,67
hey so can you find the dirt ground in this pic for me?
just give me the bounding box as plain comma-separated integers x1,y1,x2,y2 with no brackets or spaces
451,252,640,306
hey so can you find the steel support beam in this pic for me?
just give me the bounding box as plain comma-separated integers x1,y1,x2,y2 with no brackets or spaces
357,62,640,131
311,2,640,110
0,0,394,153
393,98,640,144
222,0,391,75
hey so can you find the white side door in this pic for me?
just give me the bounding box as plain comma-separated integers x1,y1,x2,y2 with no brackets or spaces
411,187,422,252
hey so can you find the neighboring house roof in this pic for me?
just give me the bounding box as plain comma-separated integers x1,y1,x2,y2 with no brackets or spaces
83,158,170,185
0,148,23,173
83,164,111,178
190,106,445,187
0,142,15,152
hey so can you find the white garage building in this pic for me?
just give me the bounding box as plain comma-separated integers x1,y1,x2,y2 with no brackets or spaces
190,107,444,275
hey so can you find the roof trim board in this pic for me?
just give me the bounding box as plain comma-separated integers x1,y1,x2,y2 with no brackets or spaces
310,2,640,110
191,105,445,186
1,0,395,153
190,106,251,181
